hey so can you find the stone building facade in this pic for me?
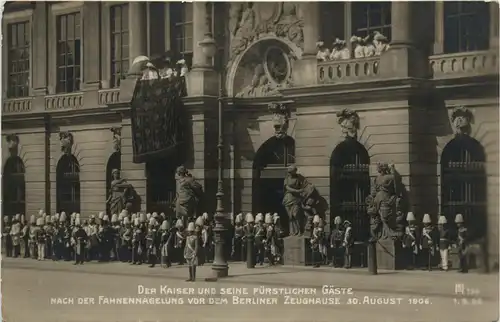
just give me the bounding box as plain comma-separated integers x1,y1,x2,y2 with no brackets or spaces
2,2,499,270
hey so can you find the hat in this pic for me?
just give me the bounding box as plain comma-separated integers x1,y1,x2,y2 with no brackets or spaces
20,214,25,223
111,214,118,223
255,213,263,223
152,212,159,218
406,212,416,222
134,218,140,226
36,217,43,226
98,212,104,219
160,212,166,219
3,216,8,223
187,222,195,232
149,218,156,226
30,215,36,224
316,41,325,48
146,213,151,220
313,215,320,224
195,216,204,227
455,214,464,223
59,212,67,222
76,213,81,220
350,35,361,43
14,214,20,221
245,213,254,223
161,220,169,230
54,213,60,221
175,219,184,229
265,213,272,224
90,214,95,219
38,209,44,216
176,59,186,65
75,218,81,226
334,216,342,225
422,214,431,224
131,213,137,221
272,213,279,224
287,165,297,173
235,213,243,224
139,213,146,223
343,220,352,227
119,210,127,220
373,31,388,42
202,212,209,221
123,217,130,225
103,215,109,222
438,215,447,225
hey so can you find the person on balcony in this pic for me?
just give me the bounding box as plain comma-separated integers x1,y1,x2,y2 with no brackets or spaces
351,36,365,59
373,31,390,56
316,41,330,61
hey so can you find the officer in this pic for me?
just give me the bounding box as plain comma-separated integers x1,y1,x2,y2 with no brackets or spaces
146,217,159,268
184,221,199,282
22,215,34,258
232,213,244,261
160,219,173,268
174,218,185,264
3,216,12,257
72,218,88,265
310,215,324,268
243,213,255,265
35,217,47,261
254,213,266,266
403,212,420,270
264,213,276,265
201,213,213,263
273,213,284,264
329,216,344,267
421,214,437,271
10,214,22,258
343,220,354,269
111,214,121,261
132,217,144,265
455,214,468,273
437,215,450,272
121,217,133,262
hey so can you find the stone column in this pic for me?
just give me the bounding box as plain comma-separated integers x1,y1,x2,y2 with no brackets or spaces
490,2,499,50
292,2,320,86
192,2,211,69
32,2,48,112
379,2,428,78
82,2,101,104
433,1,444,54
129,2,147,64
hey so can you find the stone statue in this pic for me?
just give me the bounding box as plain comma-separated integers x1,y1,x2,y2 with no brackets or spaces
59,132,74,155
6,134,19,156
231,2,256,57
366,162,405,241
106,169,139,215
175,166,204,224
451,106,473,135
111,127,121,153
336,109,360,140
373,31,390,56
283,165,319,236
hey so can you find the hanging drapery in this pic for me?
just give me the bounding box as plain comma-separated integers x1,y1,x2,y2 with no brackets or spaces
130,76,187,163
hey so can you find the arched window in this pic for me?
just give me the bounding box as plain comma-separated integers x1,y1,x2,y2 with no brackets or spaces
441,136,486,241
444,1,489,53
330,140,371,242
146,158,177,217
56,154,81,214
2,156,26,217
106,152,121,216
253,136,295,170
352,2,392,39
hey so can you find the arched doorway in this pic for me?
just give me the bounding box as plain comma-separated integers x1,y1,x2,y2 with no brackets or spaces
146,158,179,218
106,152,121,216
441,135,486,242
2,156,26,217
252,136,295,234
330,139,370,266
56,154,81,214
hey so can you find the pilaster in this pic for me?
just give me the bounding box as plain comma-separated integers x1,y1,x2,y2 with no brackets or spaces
32,2,48,105
128,2,147,64
82,2,101,105
490,2,499,50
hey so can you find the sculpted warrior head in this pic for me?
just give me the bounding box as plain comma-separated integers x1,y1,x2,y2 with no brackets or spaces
336,109,360,139
268,103,290,139
451,106,473,135
5,134,19,156
59,131,74,155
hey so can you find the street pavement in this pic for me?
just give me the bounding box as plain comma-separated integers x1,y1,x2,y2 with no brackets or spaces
2,258,499,322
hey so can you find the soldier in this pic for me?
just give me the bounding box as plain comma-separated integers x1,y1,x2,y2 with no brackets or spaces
243,213,255,265
3,216,13,257
146,217,159,268
160,220,173,268
121,217,133,262
35,217,47,261
132,217,145,265
29,215,39,259
343,220,354,269
87,215,99,261
421,214,437,271
437,215,450,272
195,216,205,266
184,222,199,282
10,214,22,258
310,215,325,268
174,219,185,265
254,213,266,266
44,215,56,260
273,213,285,264
111,214,121,261
329,216,344,268
72,218,88,265
232,213,245,261
402,212,420,270
455,214,468,273
22,215,34,258
62,217,73,261
201,213,213,264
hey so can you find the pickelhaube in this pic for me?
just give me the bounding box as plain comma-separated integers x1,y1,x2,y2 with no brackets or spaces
313,215,320,224
195,216,204,227
422,214,431,224
111,214,118,223
245,213,254,223
146,213,151,220
406,212,416,222
438,215,447,225
98,212,105,220
235,213,243,224
175,219,184,229
455,214,464,224
102,215,109,222
264,213,272,224
187,222,195,232
139,213,147,223
14,213,20,222
54,213,60,221
3,216,8,223
272,213,279,224
161,220,169,230
152,212,159,218
36,217,43,226
133,217,140,226
149,218,156,226
30,215,36,224
123,217,130,225
202,212,209,221
59,212,67,222
255,213,263,223
334,216,342,225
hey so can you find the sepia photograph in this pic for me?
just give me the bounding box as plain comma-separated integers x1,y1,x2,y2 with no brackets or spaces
1,1,499,321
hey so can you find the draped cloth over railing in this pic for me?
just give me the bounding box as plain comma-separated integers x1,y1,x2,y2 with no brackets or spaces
130,77,187,163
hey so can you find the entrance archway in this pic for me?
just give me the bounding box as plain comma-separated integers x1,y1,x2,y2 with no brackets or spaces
441,135,486,242
330,139,370,266
2,156,26,217
106,152,121,216
146,158,179,218
56,154,81,214
252,136,295,234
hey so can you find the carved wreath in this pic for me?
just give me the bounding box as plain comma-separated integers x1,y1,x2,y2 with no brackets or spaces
336,109,360,139
450,106,473,135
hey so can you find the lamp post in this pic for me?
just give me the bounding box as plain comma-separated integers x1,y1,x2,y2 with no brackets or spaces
199,32,229,279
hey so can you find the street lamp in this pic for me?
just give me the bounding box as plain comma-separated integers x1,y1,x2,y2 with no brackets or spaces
199,32,229,280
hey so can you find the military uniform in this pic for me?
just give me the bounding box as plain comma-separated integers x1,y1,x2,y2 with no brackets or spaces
146,218,159,267
110,214,121,261
10,214,22,258
420,214,437,270
35,218,47,260
29,217,39,259
72,218,88,265
455,214,468,273
402,212,420,270
437,216,450,271
120,217,133,262
311,215,325,268
87,216,99,261
329,216,344,267
174,219,185,264
184,222,199,282
3,216,13,257
343,220,354,269
132,217,145,265
160,220,173,268
22,216,33,258
232,213,245,261
202,223,213,264
254,214,266,266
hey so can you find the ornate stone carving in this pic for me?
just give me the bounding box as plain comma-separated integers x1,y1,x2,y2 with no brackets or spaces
451,106,473,135
229,2,304,60
336,109,360,139
111,127,122,152
268,103,290,139
59,131,74,155
6,134,19,156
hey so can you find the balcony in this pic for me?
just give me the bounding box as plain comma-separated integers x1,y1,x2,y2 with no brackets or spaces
2,97,33,114
45,92,84,111
430,51,498,80
98,88,120,107
317,57,380,84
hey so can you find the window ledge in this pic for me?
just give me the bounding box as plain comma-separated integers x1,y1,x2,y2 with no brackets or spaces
430,50,498,79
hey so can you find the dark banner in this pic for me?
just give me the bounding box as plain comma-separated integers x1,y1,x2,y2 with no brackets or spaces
130,77,187,163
